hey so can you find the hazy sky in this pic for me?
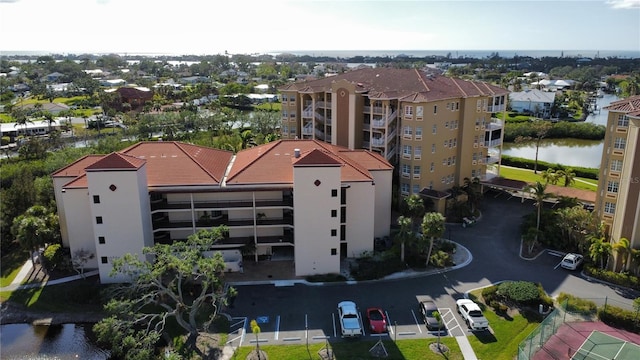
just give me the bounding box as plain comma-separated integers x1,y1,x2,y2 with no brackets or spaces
1,0,639,55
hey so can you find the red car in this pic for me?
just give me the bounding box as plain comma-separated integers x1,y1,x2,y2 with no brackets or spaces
366,307,388,333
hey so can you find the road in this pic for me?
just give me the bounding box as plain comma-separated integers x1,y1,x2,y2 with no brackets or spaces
225,191,639,347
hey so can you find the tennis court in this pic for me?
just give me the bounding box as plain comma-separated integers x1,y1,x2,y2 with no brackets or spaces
571,331,640,360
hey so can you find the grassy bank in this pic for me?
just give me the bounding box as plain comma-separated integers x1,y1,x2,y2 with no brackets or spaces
499,166,598,191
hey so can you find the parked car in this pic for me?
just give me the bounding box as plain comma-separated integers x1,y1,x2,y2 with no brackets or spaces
337,301,363,337
419,300,442,331
456,299,489,331
366,307,388,333
561,253,584,270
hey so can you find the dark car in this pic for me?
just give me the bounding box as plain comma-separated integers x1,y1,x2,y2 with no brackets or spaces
419,300,441,331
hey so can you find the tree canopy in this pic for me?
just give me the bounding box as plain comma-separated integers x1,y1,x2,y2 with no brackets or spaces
94,225,234,359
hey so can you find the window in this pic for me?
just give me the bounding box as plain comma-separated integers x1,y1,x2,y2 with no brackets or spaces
401,182,410,195
282,125,288,134
453,138,457,147
445,121,449,128
331,248,337,256
96,216,103,224
282,110,288,119
455,102,459,110
403,126,413,138
433,105,437,114
614,137,626,150
430,162,435,172
412,184,420,194
340,208,346,222
331,209,337,217
340,225,346,240
617,115,629,127
402,164,411,178
98,236,105,244
447,157,452,166
290,125,296,134
281,95,287,103
415,126,423,139
452,156,457,165
448,139,453,148
610,159,623,172
403,145,412,158
444,139,448,148
431,144,436,153
607,181,619,193
101,257,108,264
454,120,459,129
416,106,424,117
413,165,421,178
432,124,437,134
442,158,447,165
429,181,434,189
472,169,477,178
473,152,478,161
604,202,616,214
441,177,446,184
477,100,482,111
331,189,338,197
404,105,413,117
331,229,337,237
341,188,347,205
93,195,100,204
414,146,422,159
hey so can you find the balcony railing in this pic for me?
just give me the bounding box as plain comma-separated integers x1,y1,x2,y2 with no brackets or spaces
152,215,294,231
485,156,500,164
484,139,502,148
150,198,293,212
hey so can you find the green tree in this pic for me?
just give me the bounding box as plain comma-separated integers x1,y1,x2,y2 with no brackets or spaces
94,226,233,358
250,319,265,360
514,120,552,174
613,237,632,273
589,236,612,270
404,194,425,232
433,310,444,352
395,216,415,263
557,167,576,187
526,181,550,243
421,212,445,267
463,177,482,213
541,168,559,185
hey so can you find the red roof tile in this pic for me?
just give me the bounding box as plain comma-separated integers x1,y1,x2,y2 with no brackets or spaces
280,68,508,101
293,148,342,166
51,155,103,177
604,95,640,117
85,152,146,171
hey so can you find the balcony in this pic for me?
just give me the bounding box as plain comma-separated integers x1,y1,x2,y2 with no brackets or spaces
150,198,293,212
371,137,385,147
486,118,503,131
485,155,500,164
484,139,502,148
152,214,294,232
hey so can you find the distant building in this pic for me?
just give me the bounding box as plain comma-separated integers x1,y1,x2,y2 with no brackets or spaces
595,95,640,269
115,86,153,110
279,68,509,213
509,89,555,118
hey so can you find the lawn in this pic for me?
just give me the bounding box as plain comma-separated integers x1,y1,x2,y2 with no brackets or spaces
498,166,597,191
232,337,463,360
0,249,29,288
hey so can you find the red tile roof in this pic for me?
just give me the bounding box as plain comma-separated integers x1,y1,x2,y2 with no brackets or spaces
280,68,508,101
225,139,392,185
604,95,640,117
55,140,391,190
85,152,146,171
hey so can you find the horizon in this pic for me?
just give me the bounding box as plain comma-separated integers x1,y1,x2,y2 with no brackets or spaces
1,0,639,56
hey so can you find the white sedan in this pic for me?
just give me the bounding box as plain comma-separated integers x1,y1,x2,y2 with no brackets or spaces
561,253,584,270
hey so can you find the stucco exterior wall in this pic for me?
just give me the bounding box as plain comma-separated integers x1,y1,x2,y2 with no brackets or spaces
61,187,97,269
343,181,375,257
293,164,342,276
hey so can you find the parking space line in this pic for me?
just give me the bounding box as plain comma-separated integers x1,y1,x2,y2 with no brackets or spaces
410,309,423,333
283,337,301,342
332,313,337,338
359,311,367,337
274,315,280,340
385,311,394,335
312,335,330,340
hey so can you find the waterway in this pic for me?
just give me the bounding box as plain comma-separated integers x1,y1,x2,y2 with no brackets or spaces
0,323,109,359
501,93,619,169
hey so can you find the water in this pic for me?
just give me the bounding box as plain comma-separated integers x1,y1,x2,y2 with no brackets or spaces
501,94,619,169
0,323,109,359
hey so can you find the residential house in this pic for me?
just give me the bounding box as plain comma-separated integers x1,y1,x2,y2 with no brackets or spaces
52,140,393,283
595,95,640,269
115,86,153,110
43,72,64,82
509,89,555,118
278,68,509,213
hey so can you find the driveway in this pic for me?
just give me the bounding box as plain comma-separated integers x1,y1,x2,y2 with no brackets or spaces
225,190,639,347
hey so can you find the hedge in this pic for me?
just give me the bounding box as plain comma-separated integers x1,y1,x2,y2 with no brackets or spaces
598,305,640,333
584,265,640,291
501,155,599,180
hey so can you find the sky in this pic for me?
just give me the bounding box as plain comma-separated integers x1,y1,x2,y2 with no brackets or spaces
0,0,639,56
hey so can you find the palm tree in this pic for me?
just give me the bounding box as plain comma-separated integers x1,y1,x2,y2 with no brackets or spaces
433,311,444,352
541,168,559,185
631,249,640,276
557,168,576,187
613,238,632,273
588,235,612,270
395,216,414,263
405,194,425,232
421,212,445,267
526,181,550,242
463,177,482,213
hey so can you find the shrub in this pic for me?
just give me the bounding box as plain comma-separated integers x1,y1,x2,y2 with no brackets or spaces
481,285,499,303
42,243,66,271
305,273,347,283
557,292,597,315
497,281,541,305
584,265,640,291
429,250,453,268
598,305,640,333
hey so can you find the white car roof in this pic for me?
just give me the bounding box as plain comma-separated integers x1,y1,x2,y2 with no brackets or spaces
456,299,481,311
338,301,358,315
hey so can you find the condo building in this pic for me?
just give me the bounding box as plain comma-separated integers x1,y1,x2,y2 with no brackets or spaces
279,68,509,212
53,140,393,283
595,95,640,252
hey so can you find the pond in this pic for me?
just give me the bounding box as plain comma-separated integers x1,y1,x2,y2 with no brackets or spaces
0,323,109,360
501,93,619,169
